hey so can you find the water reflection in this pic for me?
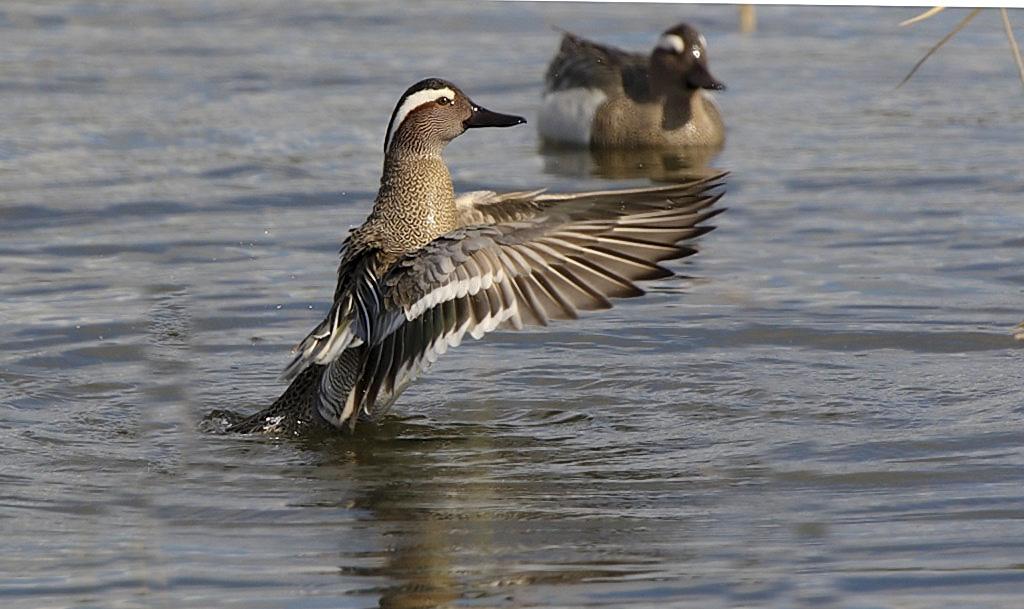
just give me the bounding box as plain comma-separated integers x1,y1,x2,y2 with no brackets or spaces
539,143,724,182
6,0,1024,605
298,420,487,608
293,416,673,608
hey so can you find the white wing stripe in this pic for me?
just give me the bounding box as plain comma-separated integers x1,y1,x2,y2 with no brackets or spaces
312,327,355,365
406,269,513,321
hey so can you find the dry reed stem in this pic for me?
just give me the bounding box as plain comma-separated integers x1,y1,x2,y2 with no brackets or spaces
999,8,1024,87
899,6,946,28
897,8,982,89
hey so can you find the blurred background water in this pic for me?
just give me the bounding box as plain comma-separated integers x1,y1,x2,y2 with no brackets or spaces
1,2,1023,608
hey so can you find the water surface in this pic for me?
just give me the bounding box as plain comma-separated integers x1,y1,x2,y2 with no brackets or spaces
2,2,1023,608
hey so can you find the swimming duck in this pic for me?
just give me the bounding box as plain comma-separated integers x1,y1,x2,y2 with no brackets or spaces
538,23,726,149
230,78,725,434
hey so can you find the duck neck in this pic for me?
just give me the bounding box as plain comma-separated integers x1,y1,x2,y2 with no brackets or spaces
659,87,701,131
368,146,458,254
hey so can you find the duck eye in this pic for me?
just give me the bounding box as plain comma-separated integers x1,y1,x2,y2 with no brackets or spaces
436,96,452,106
692,47,701,59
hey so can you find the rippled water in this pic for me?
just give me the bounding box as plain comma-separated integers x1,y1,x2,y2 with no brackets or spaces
2,2,1023,607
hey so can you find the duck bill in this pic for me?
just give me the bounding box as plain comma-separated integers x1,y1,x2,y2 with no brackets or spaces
464,103,527,129
686,63,726,91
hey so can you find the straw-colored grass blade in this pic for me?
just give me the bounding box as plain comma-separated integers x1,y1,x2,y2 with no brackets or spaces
897,8,982,89
899,6,946,28
1000,8,1024,88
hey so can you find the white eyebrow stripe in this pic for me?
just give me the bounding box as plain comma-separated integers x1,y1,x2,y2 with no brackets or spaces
656,34,684,53
699,33,707,49
386,86,456,150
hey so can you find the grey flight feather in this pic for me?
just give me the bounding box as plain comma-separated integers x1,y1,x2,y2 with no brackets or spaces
280,247,384,382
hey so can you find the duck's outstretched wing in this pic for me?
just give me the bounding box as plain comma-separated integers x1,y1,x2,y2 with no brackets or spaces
545,30,646,93
353,175,727,416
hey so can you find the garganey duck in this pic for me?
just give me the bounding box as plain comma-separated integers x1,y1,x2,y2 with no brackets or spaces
230,78,725,434
538,23,726,149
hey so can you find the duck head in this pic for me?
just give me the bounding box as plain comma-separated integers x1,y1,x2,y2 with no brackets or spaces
383,78,526,156
649,23,725,93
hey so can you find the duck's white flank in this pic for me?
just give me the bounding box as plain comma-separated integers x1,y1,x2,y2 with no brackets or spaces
386,86,456,150
656,34,685,53
538,88,607,145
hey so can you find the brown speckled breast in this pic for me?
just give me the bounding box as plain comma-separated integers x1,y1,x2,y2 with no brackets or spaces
362,154,459,262
591,90,724,149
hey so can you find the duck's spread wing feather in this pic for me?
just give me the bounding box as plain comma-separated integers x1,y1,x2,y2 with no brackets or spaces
545,31,646,93
454,189,549,225
353,175,727,415
280,246,386,382
455,173,725,225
